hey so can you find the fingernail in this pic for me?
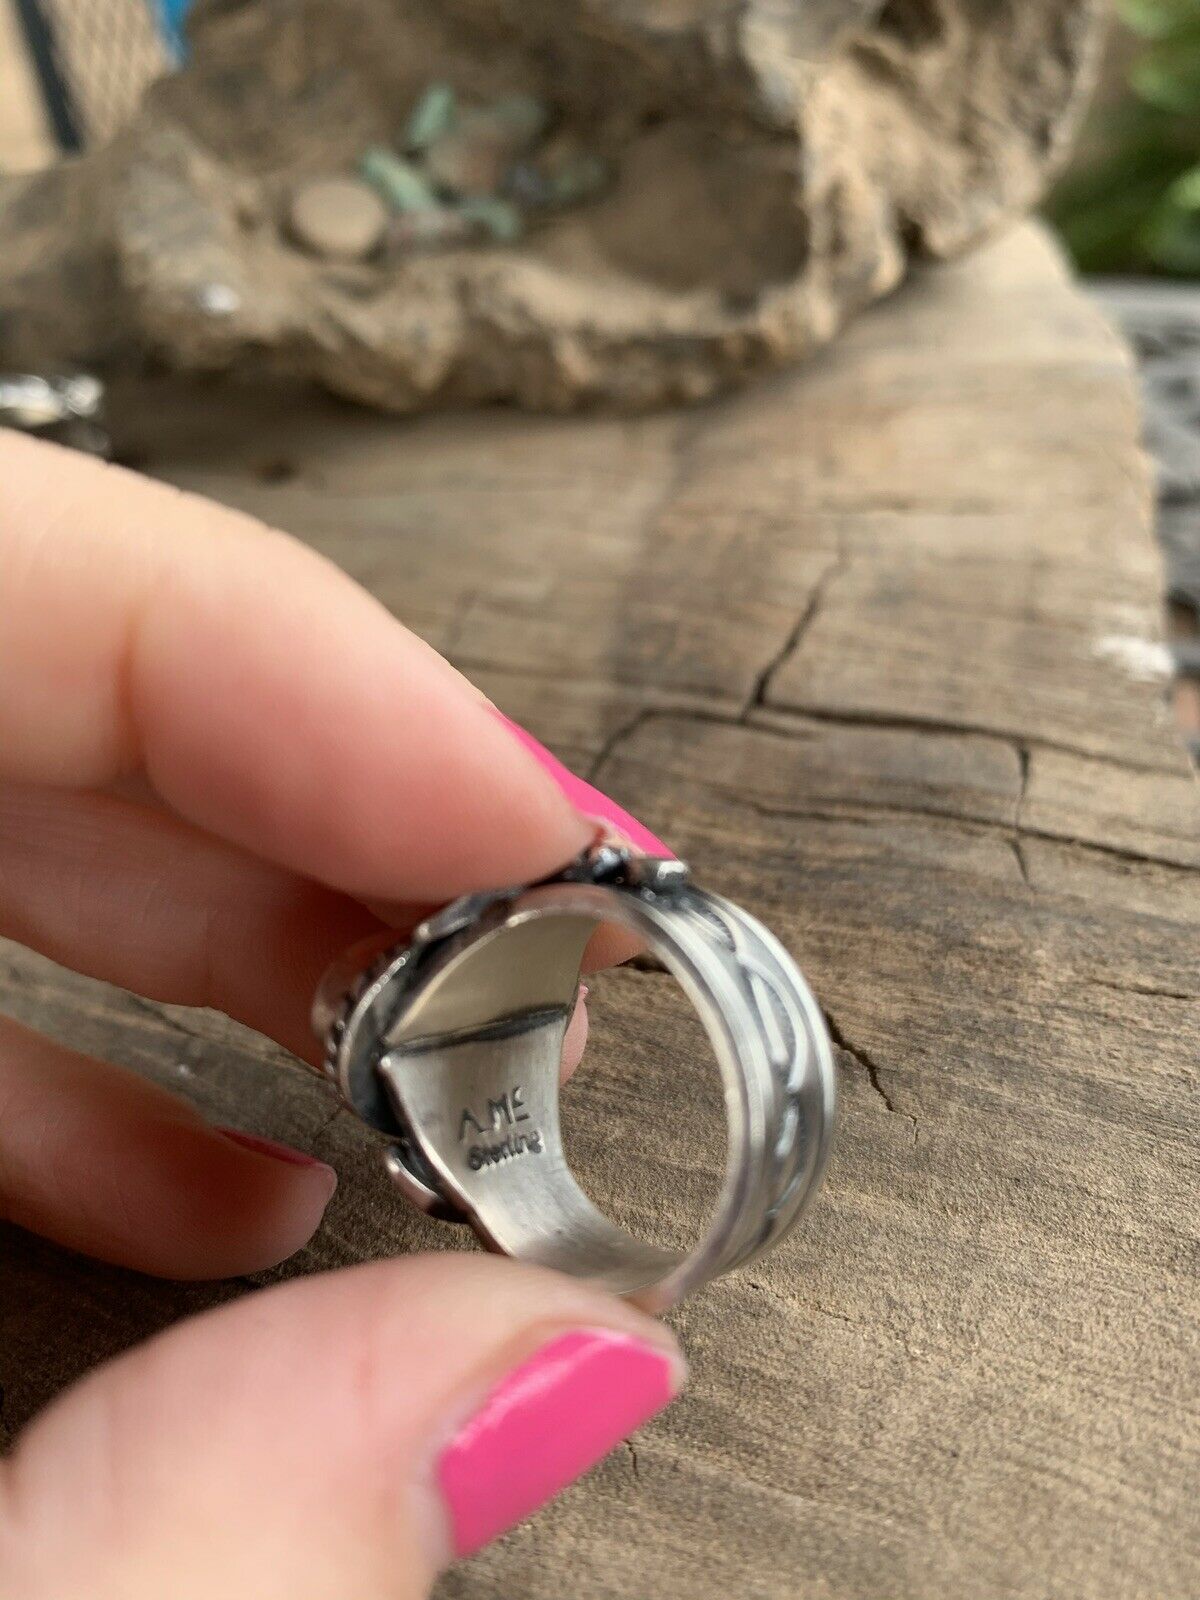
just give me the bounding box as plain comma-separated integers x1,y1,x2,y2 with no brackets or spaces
217,1126,336,1181
492,711,673,857
437,1327,682,1558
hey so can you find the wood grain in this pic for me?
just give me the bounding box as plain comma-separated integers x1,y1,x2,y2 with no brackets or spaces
1,223,1197,1599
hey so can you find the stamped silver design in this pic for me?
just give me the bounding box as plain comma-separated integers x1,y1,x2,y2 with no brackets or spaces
311,844,836,1311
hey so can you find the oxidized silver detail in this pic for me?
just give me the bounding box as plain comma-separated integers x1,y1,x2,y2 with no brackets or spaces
312,843,836,1310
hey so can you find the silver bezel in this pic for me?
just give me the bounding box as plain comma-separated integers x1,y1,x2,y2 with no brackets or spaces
317,857,837,1310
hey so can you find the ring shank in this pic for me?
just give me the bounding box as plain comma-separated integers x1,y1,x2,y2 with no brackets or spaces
372,880,835,1312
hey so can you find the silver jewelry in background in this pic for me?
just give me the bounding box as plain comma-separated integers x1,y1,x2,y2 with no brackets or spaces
0,371,109,455
313,844,836,1312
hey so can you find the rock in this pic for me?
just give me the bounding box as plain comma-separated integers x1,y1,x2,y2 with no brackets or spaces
483,95,549,153
388,206,479,253
287,175,388,261
457,195,523,244
0,0,1108,412
512,138,610,209
504,160,556,209
424,122,511,199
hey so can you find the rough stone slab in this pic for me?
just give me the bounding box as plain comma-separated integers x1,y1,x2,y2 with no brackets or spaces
0,0,1105,411
1,223,1197,1599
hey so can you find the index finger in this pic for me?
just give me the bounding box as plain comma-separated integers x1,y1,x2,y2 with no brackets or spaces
0,432,591,901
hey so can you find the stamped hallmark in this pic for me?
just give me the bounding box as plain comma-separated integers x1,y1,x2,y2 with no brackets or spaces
459,1084,543,1171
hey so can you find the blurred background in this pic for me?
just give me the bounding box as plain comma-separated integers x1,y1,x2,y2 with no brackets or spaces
1051,1,1200,759
1051,0,1200,277
2,1,1197,278
1,0,1198,753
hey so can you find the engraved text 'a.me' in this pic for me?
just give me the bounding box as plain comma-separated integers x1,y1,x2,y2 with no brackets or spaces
459,1085,543,1170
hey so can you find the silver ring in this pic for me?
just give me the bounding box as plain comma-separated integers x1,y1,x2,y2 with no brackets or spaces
312,845,836,1312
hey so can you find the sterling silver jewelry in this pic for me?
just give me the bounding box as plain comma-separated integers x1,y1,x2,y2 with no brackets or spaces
312,844,836,1312
0,371,109,455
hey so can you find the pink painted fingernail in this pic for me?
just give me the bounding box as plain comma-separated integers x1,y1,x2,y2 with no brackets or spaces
437,1327,682,1558
493,711,673,857
217,1127,334,1176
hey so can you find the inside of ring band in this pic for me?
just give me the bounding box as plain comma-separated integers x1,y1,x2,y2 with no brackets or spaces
374,909,695,1297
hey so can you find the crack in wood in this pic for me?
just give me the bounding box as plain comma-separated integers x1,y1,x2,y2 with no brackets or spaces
823,1009,918,1143
750,1277,867,1330
587,708,657,785
309,1101,345,1144
1009,836,1032,888
747,704,1187,777
74,990,318,1083
121,991,213,1048
603,961,922,1187
717,789,1016,842
1087,978,1198,1004
589,703,787,784
1011,742,1032,889
723,788,1198,878
741,547,848,721
809,1301,863,1329
586,704,1195,877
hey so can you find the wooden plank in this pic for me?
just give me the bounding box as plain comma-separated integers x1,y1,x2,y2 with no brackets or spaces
1,223,1197,1597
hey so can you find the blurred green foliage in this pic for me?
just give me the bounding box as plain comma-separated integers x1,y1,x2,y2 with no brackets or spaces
1049,0,1200,274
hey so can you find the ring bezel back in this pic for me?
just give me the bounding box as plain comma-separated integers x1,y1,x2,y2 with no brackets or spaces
312,847,836,1310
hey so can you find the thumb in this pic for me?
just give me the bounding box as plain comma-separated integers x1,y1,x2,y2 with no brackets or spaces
1,1254,684,1600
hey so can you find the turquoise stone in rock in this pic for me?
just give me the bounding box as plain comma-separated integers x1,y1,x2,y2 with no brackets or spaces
405,83,457,152
360,147,438,213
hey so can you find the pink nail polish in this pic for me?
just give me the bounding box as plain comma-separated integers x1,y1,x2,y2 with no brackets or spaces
217,1127,332,1172
437,1327,681,1558
493,711,673,858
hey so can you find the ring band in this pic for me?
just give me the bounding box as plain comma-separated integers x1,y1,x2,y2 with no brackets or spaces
312,844,836,1312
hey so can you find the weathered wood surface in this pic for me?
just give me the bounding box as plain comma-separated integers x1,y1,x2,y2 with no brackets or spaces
2,223,1198,1599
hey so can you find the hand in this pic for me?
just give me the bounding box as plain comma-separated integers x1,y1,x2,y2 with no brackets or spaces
0,433,683,1599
